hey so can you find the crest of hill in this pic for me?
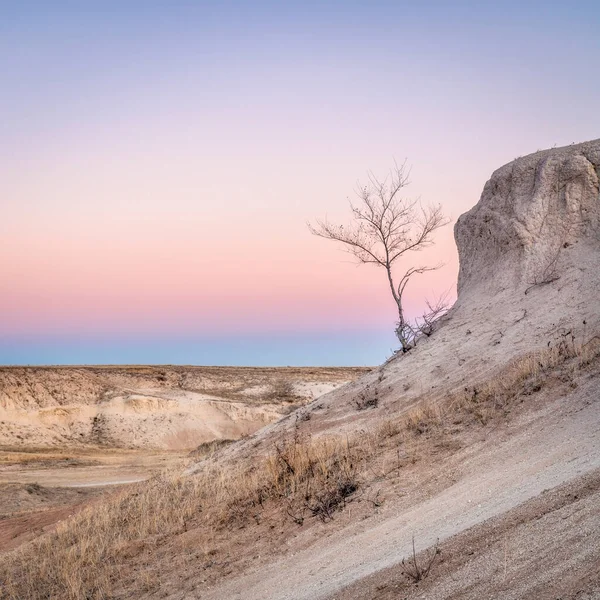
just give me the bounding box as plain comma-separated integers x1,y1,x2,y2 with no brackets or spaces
218,139,600,451
456,138,600,296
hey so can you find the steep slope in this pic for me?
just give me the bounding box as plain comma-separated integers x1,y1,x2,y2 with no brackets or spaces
191,139,600,598
199,369,600,600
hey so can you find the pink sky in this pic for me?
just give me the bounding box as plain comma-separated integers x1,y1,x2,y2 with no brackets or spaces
1,2,597,364
2,126,470,337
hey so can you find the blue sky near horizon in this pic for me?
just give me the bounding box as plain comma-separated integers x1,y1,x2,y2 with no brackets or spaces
1,1,599,366
0,331,397,367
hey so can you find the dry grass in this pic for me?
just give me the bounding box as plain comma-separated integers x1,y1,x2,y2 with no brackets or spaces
0,430,361,599
1,335,598,600
353,383,380,410
0,446,157,466
264,379,299,403
446,335,600,425
187,438,236,459
390,335,600,439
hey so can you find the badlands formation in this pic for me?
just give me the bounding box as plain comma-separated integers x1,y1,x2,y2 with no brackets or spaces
1,140,599,599
0,366,366,450
221,138,600,450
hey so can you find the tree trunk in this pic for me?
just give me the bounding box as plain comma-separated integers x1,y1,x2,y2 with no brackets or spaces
385,263,403,325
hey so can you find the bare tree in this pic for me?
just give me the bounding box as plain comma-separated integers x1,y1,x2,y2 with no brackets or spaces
308,161,448,352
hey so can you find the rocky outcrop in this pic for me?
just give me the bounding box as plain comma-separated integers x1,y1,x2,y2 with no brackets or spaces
455,139,600,295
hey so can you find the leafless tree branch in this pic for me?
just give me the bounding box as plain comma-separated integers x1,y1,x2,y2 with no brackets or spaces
309,161,449,351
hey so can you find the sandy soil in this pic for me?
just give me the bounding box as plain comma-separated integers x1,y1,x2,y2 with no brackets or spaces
333,468,600,600
0,448,184,487
0,448,187,556
193,365,600,600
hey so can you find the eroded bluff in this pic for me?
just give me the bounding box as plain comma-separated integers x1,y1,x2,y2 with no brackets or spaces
455,139,600,296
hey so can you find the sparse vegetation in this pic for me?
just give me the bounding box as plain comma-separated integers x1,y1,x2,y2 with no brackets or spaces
187,438,236,459
354,384,380,410
401,536,440,583
266,379,297,402
0,430,361,599
273,434,359,522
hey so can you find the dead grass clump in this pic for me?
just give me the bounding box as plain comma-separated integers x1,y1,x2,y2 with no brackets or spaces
354,384,379,410
265,379,297,402
269,435,359,522
187,438,235,459
219,431,360,526
376,418,403,439
404,403,442,435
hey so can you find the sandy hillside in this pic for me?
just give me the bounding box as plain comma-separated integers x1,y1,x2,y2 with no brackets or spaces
0,366,367,450
0,140,599,600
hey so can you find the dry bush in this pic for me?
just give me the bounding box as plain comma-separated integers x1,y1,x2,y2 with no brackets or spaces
353,384,379,410
187,438,235,459
269,434,359,522
265,379,297,402
401,536,440,583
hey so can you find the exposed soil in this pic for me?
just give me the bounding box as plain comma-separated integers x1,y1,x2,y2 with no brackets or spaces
0,483,106,554
0,447,186,555
189,360,600,600
333,468,600,600
0,366,367,450
0,367,365,557
0,447,185,488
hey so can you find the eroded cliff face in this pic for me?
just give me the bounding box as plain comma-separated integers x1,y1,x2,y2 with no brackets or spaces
455,139,600,296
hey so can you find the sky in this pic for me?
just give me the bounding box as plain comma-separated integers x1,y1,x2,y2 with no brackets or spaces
1,1,599,366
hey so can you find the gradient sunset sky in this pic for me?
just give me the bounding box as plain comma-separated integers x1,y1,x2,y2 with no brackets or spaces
1,1,599,365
